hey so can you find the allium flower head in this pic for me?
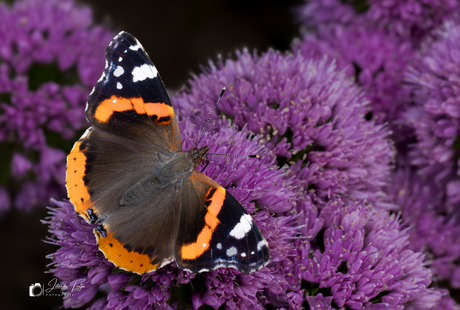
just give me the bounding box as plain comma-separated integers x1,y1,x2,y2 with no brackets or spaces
45,121,299,309
170,47,447,309
0,0,113,212
298,0,459,45
297,0,359,29
43,46,445,309
406,20,460,191
174,49,394,209
365,0,459,43
295,0,459,145
302,198,441,309
293,25,414,134
389,165,460,290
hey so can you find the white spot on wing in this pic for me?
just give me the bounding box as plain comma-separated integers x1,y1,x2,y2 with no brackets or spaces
117,82,123,89
129,41,142,51
118,56,123,62
203,243,206,248
241,252,246,257
113,99,117,103
226,246,237,257
257,240,267,251
229,214,253,239
132,64,157,82
113,66,124,77
216,243,222,250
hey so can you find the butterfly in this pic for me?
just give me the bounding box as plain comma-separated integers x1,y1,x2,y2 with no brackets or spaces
65,31,270,274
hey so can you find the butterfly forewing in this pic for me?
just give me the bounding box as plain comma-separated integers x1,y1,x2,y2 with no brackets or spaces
85,31,181,152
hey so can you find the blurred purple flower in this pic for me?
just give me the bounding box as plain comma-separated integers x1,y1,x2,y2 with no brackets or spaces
11,152,32,178
295,0,460,145
365,0,459,44
298,0,459,45
44,121,299,309
0,0,113,212
174,49,394,210
292,25,414,139
404,23,460,289
389,165,460,290
297,0,358,29
406,20,460,195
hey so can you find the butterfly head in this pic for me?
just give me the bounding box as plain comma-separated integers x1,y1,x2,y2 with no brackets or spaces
188,146,209,167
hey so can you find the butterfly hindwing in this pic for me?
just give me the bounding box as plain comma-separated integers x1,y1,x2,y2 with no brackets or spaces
175,171,270,274
67,126,163,222
66,126,183,274
86,31,181,152
94,184,181,274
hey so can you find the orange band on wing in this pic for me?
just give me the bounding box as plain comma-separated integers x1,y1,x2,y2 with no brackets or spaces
144,102,173,118
66,140,93,222
95,229,158,275
181,187,226,260
94,95,174,123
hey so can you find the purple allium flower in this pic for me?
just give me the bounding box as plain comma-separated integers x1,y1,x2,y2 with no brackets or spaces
14,145,66,212
389,165,460,290
45,121,299,309
171,48,448,308
365,0,459,44
0,0,113,212
403,20,460,293
406,20,460,195
292,25,414,136
297,0,358,29
295,197,445,310
174,49,394,210
295,0,460,144
298,0,459,45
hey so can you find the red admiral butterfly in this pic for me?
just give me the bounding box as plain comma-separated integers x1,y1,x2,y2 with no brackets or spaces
66,31,270,274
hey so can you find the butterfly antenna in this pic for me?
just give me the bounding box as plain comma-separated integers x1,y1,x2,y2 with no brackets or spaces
196,87,226,147
207,153,260,158
201,153,260,173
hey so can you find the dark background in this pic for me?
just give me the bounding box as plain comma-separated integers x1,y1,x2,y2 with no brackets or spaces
0,0,302,309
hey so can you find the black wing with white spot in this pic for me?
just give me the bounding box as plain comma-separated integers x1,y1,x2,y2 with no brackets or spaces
175,171,270,274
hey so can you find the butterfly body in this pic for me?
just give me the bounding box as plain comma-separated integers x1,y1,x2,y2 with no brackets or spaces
120,147,207,207
66,31,270,275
